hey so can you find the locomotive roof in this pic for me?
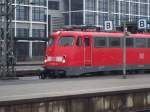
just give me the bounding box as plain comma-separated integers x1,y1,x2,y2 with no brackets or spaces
52,31,150,38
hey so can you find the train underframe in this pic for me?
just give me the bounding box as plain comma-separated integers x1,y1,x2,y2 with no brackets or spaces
39,64,150,79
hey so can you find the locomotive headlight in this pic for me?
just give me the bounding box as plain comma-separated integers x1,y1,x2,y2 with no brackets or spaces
44,56,48,63
44,59,48,63
62,57,66,63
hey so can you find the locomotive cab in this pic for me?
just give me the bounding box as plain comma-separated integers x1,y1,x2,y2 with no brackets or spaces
41,31,85,78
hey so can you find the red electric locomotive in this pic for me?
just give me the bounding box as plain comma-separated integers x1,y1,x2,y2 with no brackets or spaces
41,28,150,78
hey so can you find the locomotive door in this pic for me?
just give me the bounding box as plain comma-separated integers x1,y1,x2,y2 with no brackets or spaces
84,36,92,66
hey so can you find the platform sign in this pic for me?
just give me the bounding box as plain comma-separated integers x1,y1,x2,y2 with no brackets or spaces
104,21,113,31
138,19,147,29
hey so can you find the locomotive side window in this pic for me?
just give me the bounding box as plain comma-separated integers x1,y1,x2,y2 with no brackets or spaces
109,38,121,48
76,36,82,47
85,37,90,47
49,37,55,46
94,37,107,48
135,38,146,48
126,38,134,48
148,39,150,48
59,36,74,46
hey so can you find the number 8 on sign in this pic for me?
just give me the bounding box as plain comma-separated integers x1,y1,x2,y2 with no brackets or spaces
104,21,113,31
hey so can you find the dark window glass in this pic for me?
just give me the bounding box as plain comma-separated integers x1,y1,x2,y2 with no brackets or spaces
98,0,108,12
48,1,59,10
71,12,83,25
15,42,29,61
32,7,45,22
135,38,146,48
130,3,139,15
85,38,90,47
71,0,83,11
63,0,69,11
16,28,29,37
32,0,46,6
49,37,55,46
32,29,45,38
59,36,74,46
126,38,134,48
148,39,150,48
32,42,46,60
85,0,96,10
16,0,29,4
85,12,96,25
109,38,121,48
94,37,107,48
16,6,29,21
76,36,82,46
63,13,69,25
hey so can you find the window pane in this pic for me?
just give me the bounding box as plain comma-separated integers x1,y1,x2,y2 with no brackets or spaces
71,12,83,25
76,36,82,47
16,0,29,4
16,28,29,38
59,36,74,46
126,38,134,48
135,38,146,48
16,6,29,21
85,38,90,47
49,37,55,46
48,1,59,10
94,37,107,48
32,7,45,22
32,29,45,38
148,39,150,48
15,42,29,61
109,38,121,48
71,0,83,11
32,0,46,6
32,42,46,60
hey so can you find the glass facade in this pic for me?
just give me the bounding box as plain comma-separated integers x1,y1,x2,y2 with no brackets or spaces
15,42,29,61
32,7,45,22
62,0,150,28
16,6,29,21
16,0,30,4
16,28,29,38
32,42,46,60
32,0,46,6
32,29,45,38
13,0,48,61
48,1,59,10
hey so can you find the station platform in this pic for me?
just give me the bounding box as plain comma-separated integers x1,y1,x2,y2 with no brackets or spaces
15,61,43,76
0,74,150,103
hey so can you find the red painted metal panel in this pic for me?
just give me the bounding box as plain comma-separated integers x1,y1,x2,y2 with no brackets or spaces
45,31,150,70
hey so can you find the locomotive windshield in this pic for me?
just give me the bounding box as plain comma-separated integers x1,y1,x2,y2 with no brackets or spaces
49,37,55,46
58,36,74,46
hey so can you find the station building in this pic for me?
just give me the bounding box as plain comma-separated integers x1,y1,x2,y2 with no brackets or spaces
61,0,150,28
13,0,48,61
14,0,150,61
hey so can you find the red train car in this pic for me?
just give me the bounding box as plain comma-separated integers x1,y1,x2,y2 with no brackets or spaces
41,30,150,78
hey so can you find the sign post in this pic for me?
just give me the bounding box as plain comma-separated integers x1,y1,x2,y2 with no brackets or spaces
123,23,127,79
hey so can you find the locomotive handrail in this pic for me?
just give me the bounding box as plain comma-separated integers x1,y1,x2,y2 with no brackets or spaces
57,25,102,32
